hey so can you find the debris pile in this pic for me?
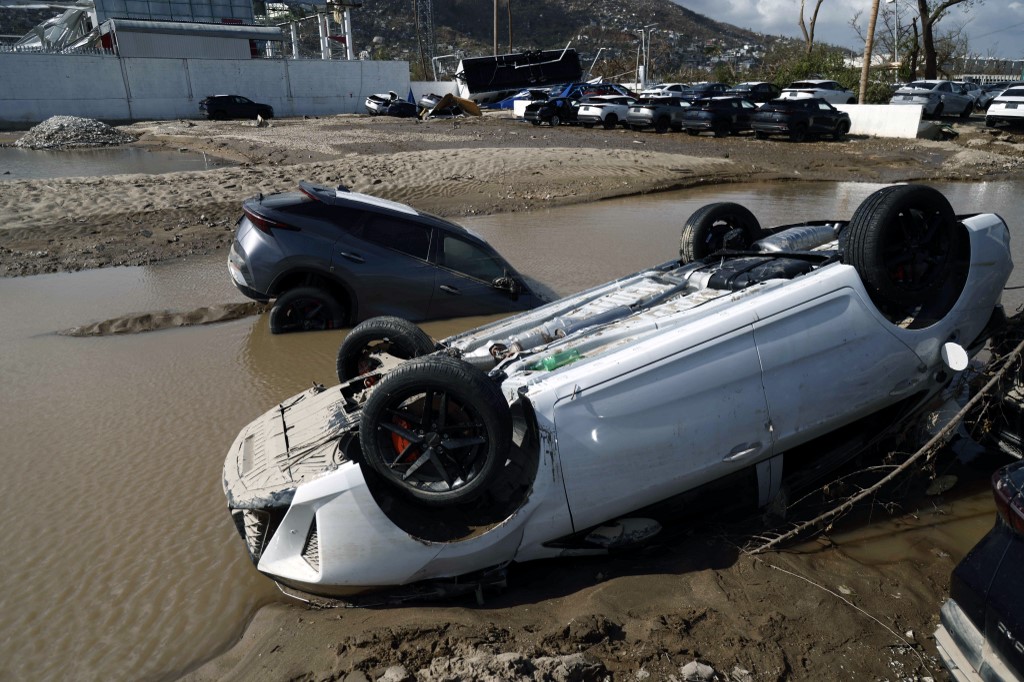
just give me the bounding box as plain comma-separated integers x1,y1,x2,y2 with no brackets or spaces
14,116,137,150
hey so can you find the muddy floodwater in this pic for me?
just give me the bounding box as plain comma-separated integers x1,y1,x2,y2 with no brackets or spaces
0,146,232,179
1,180,1022,681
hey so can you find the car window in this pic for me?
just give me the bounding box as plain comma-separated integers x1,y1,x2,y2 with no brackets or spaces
440,235,505,281
360,215,431,260
937,82,951,92
1004,87,1024,97
818,101,832,110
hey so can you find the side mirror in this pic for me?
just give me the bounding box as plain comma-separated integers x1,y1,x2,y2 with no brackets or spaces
492,276,521,296
941,342,968,372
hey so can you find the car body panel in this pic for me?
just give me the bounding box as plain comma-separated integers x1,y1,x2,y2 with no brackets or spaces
224,208,1012,593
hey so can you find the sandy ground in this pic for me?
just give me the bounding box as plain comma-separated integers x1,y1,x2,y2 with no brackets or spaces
3,112,1023,680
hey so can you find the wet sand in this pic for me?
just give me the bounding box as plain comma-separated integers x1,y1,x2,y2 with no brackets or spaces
2,112,1022,679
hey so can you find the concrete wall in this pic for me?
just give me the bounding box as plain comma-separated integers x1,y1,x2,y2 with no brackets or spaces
0,52,410,126
835,103,922,139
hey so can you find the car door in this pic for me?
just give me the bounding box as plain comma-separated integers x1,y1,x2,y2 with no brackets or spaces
429,232,521,318
809,100,838,133
752,286,923,455
738,99,757,126
554,323,772,531
331,212,436,320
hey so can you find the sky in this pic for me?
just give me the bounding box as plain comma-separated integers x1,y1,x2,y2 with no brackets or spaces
672,0,1024,62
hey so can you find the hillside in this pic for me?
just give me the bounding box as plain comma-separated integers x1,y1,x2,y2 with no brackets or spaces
347,0,774,79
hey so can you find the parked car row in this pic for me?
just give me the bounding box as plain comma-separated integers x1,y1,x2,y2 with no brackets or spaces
526,92,853,143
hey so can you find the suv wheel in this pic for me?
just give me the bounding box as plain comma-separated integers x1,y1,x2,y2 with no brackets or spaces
269,286,347,334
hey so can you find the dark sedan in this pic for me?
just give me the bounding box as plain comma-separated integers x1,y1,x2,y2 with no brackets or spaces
935,459,1024,681
725,81,782,103
524,97,577,126
199,94,273,120
229,182,548,333
751,98,851,142
677,82,730,103
682,97,758,137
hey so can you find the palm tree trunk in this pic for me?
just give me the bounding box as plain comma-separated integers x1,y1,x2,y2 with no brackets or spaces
859,0,881,103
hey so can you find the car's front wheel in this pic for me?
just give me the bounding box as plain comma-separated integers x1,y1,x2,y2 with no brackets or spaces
269,286,346,334
549,115,561,127
358,355,512,507
843,184,957,308
680,202,762,263
960,102,973,118
833,120,850,141
336,316,435,383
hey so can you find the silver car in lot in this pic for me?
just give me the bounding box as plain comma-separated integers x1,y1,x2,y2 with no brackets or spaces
223,185,1011,596
890,80,975,118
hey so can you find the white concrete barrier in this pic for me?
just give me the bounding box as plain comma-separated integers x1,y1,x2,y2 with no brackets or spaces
0,52,410,126
834,103,922,139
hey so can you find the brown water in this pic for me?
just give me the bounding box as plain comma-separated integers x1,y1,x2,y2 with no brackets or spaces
1,180,1021,681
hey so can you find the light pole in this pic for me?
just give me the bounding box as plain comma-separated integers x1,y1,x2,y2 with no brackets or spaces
886,0,899,72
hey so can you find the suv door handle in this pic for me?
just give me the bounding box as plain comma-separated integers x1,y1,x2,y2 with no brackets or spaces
440,284,461,295
338,251,365,263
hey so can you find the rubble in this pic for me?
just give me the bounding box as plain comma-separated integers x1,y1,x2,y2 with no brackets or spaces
14,116,137,150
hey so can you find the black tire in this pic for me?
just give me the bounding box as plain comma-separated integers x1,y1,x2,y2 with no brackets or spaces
712,121,729,138
358,355,512,507
336,316,435,383
654,116,670,134
960,102,973,119
269,287,346,334
602,113,618,130
754,131,768,140
931,102,944,119
550,115,561,127
685,128,699,136
530,120,541,126
789,123,808,142
843,184,957,308
847,98,857,105
833,120,850,141
679,202,762,263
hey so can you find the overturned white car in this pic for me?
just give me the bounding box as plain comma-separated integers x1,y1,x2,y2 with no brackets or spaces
224,185,1012,596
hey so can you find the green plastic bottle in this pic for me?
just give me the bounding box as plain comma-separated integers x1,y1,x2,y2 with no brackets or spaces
528,349,581,371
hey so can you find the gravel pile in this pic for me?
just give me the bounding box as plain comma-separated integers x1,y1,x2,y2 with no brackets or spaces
14,116,137,150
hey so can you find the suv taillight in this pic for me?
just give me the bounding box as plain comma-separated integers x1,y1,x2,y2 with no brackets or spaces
243,207,296,235
993,467,1024,536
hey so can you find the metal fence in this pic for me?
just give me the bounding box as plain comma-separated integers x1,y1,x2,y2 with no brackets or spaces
0,43,115,56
